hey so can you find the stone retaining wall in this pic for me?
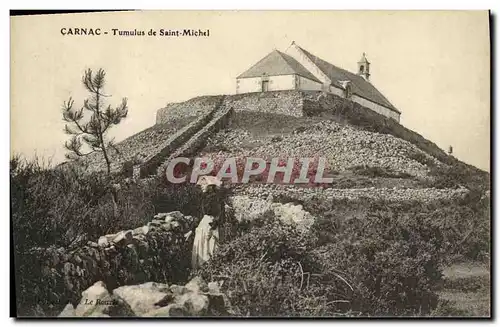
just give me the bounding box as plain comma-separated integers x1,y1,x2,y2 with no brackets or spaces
224,90,304,117
16,212,196,317
234,184,470,203
156,91,303,126
156,95,225,124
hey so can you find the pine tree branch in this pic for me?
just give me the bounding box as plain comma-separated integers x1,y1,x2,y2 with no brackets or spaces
63,68,127,170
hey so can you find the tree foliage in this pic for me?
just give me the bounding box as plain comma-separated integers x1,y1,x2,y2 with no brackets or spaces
62,68,128,174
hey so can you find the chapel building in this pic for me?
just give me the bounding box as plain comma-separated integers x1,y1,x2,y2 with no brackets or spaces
236,42,401,122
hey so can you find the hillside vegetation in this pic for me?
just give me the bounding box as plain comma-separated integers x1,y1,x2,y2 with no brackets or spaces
11,91,490,317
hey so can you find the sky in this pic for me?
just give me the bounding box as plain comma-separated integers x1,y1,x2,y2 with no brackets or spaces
10,11,490,171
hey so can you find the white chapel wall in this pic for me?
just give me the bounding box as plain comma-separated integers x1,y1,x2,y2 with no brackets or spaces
351,94,400,122
297,76,323,91
329,84,400,122
329,85,345,97
236,75,296,94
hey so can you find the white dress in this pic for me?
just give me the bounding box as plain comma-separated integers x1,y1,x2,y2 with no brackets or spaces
191,215,219,271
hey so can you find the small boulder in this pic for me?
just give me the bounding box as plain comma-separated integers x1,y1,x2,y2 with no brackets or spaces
104,234,116,241
98,236,109,247
164,215,175,225
87,241,99,248
74,281,110,317
185,276,209,293
113,282,172,316
104,245,116,254
88,312,110,317
58,302,75,317
149,219,163,227
161,223,172,232
132,225,149,236
143,303,187,317
74,281,134,317
170,284,188,296
178,293,209,316
208,281,221,294
170,221,181,230
167,211,184,220
113,230,133,246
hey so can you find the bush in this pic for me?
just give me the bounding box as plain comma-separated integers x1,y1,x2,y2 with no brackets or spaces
298,193,490,264
198,204,449,316
424,163,490,191
430,299,470,317
313,208,443,316
11,156,206,252
11,157,118,252
198,214,355,316
408,152,437,168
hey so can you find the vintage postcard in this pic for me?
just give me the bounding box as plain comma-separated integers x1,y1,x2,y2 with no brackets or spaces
10,10,491,318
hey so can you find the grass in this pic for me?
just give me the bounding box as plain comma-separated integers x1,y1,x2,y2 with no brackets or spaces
435,262,490,317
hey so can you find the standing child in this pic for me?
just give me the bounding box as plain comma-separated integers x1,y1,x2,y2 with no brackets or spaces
190,176,224,271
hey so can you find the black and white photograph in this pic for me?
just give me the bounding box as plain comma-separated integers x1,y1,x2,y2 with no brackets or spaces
9,10,491,318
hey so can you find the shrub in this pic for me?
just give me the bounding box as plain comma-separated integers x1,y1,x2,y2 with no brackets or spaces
10,156,206,252
430,299,470,317
11,157,117,252
408,152,437,168
198,215,354,316
199,204,449,316
424,163,490,191
313,208,443,316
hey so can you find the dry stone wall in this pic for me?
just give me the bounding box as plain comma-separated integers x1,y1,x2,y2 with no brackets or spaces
154,90,455,173
67,117,193,175
156,91,304,127
70,95,230,179
17,212,197,317
156,95,226,124
234,184,470,203
223,90,304,117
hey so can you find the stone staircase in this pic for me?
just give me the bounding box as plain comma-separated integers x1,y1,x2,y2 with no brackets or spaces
133,96,233,179
154,100,234,178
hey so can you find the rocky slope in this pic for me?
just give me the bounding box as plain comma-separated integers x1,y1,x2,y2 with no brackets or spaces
202,115,441,178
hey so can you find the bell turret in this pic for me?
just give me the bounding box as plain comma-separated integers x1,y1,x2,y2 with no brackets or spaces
357,52,371,81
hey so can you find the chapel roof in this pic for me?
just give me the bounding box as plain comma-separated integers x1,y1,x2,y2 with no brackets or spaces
296,46,399,113
237,50,321,83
